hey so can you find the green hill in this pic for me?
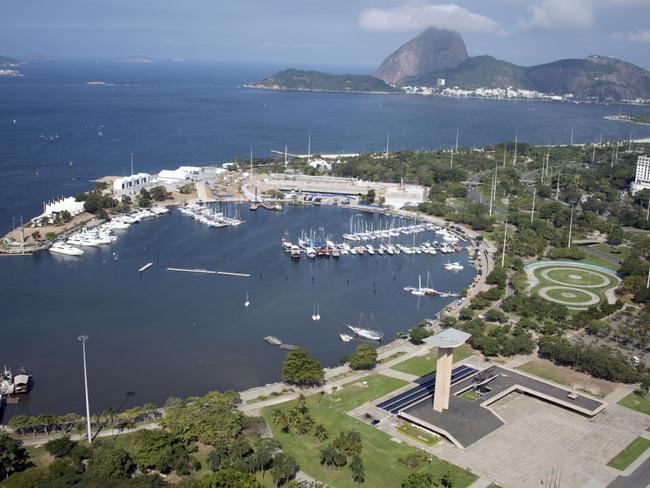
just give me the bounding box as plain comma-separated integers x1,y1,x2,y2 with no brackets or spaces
245,69,399,93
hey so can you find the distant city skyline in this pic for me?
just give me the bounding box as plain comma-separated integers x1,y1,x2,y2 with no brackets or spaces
2,0,650,70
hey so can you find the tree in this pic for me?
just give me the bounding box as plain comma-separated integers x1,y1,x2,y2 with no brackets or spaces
607,225,624,245
197,469,261,488
348,344,377,370
132,429,191,474
314,424,329,442
349,454,365,484
409,326,431,345
401,473,436,488
44,436,75,458
272,409,290,433
271,453,298,486
360,189,376,205
319,445,336,470
281,348,325,387
85,445,134,480
0,433,30,480
137,188,152,207
149,185,170,201
162,390,244,446
486,269,507,289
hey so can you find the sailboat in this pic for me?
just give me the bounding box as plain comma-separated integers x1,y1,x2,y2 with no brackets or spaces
311,304,317,321
344,314,384,342
244,292,250,308
411,275,426,296
315,304,321,321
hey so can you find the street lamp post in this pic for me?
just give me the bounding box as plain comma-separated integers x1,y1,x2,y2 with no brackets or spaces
78,335,92,444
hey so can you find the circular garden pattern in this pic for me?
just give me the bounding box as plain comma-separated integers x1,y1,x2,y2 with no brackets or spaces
526,262,620,309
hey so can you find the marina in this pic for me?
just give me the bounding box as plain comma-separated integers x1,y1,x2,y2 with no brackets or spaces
0,204,476,420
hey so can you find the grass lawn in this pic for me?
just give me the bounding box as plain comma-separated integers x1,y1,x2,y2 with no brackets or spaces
607,437,650,470
516,359,617,398
25,445,54,468
396,423,440,447
391,344,473,378
581,256,620,272
379,351,407,364
459,389,480,402
261,375,477,488
619,391,650,416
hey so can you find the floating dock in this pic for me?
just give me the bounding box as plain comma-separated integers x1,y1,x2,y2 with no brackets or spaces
264,336,298,350
139,262,153,273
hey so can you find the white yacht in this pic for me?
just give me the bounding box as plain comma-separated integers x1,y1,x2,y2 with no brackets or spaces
444,261,464,271
50,242,84,256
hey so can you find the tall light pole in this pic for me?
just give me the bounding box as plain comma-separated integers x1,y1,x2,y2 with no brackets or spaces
78,335,92,444
531,188,536,225
501,218,508,268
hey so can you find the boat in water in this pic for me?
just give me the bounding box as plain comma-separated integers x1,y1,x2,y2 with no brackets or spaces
444,261,464,271
49,242,84,256
339,333,354,343
344,314,384,341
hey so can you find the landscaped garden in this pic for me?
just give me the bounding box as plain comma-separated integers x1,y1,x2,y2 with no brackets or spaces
261,374,477,488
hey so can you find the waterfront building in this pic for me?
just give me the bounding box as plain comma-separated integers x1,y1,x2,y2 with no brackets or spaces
436,78,446,87
39,196,85,219
630,155,650,195
156,166,202,184
113,173,153,197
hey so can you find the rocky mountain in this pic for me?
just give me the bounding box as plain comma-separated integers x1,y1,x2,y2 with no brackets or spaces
374,28,468,85
248,28,650,100
380,29,650,100
244,69,399,93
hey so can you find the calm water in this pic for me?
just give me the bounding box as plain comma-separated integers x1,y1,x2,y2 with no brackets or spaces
1,61,649,420
2,61,650,234
1,205,474,420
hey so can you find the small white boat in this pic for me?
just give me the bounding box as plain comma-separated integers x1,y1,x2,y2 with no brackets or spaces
444,261,464,271
311,303,317,321
315,304,321,321
339,333,354,343
244,292,250,308
50,242,84,256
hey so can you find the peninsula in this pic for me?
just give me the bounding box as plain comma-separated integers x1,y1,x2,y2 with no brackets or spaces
247,27,650,102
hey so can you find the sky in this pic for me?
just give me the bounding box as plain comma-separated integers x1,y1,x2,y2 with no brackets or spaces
2,0,650,70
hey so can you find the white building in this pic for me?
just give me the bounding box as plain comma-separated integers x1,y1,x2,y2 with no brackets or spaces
113,173,153,197
630,155,650,195
436,78,446,87
384,184,428,209
42,196,85,218
156,166,202,184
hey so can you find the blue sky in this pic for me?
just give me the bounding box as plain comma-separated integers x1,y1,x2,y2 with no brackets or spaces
2,0,649,69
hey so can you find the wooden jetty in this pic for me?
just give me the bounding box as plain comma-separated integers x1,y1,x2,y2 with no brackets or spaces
139,262,153,273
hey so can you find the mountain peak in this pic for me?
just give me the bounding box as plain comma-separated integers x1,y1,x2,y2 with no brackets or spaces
373,27,468,85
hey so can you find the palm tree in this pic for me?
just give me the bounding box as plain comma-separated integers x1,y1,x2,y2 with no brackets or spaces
272,409,290,433
350,454,365,484
314,424,329,442
319,445,336,470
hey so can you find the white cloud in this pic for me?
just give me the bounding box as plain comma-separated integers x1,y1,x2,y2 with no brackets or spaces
359,2,501,34
519,0,594,30
612,29,650,42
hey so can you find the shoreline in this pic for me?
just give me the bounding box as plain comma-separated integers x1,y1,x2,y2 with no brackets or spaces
604,114,650,126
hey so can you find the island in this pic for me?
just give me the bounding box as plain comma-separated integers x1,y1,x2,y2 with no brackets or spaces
243,68,399,94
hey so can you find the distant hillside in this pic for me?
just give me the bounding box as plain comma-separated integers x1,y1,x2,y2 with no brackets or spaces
0,56,19,66
403,55,526,89
245,69,399,93
379,30,650,100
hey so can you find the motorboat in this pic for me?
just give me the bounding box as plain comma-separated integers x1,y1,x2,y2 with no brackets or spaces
444,261,464,271
50,242,84,256
339,333,354,343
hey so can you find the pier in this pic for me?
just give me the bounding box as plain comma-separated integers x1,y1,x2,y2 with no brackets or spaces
167,267,250,277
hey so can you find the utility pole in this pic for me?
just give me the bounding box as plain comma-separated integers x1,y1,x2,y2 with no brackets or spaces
284,146,288,166
599,130,603,146
567,205,574,248
502,145,507,168
385,132,390,160
591,145,596,164
611,145,615,168
531,188,536,225
489,165,497,217
646,198,649,221
501,218,508,268
78,335,92,444
628,131,632,152
450,148,454,170
513,127,518,166
130,153,134,176
307,132,311,163
570,126,574,146
646,266,650,289
555,174,560,202
455,128,459,152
